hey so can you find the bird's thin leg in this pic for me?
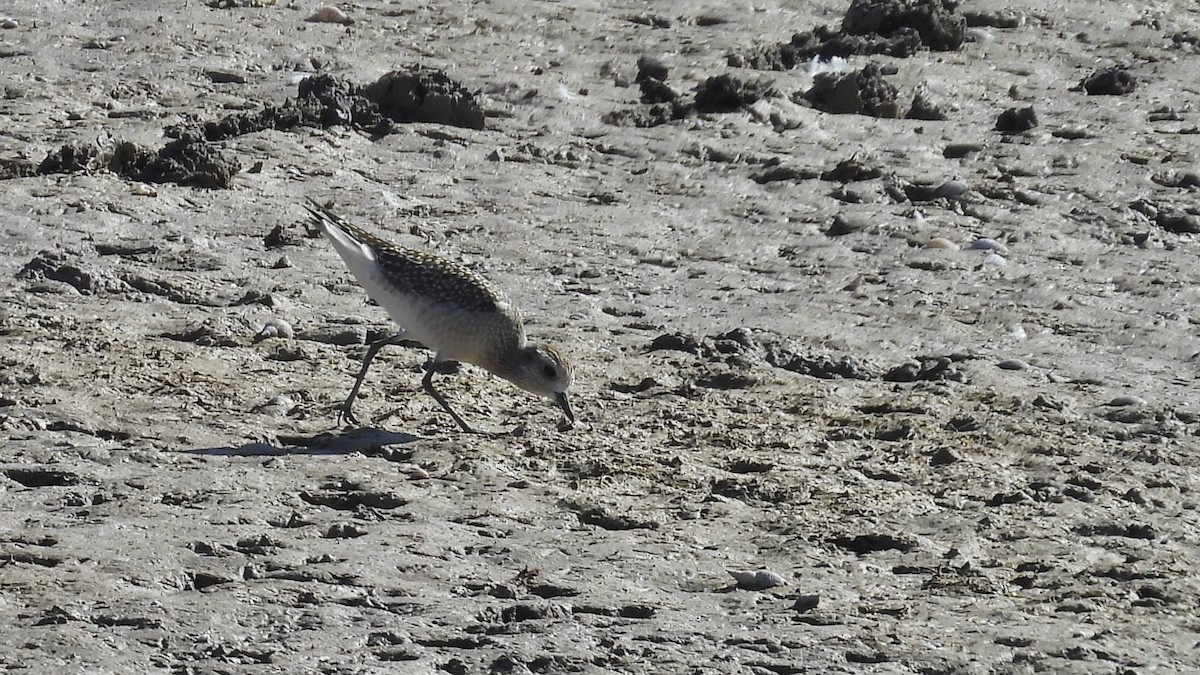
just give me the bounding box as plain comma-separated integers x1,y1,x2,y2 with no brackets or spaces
339,332,408,425
421,360,478,434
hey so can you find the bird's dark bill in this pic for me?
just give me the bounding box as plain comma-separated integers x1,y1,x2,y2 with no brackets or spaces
556,392,574,423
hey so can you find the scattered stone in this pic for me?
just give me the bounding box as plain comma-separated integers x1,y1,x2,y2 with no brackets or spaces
306,5,353,25
694,74,777,112
578,507,659,531
829,533,917,553
907,91,947,120
821,157,883,183
996,106,1038,133
730,569,787,590
900,179,966,202
1106,395,1147,407
1080,66,1137,95
827,213,870,236
967,238,1009,255
255,318,294,342
752,164,820,183
932,180,969,198
792,594,821,612
943,142,983,159
962,10,1022,28
203,69,248,84
883,355,965,382
323,523,368,538
842,0,966,51
805,63,901,117
635,55,669,82
925,237,959,250
360,68,486,130
1150,171,1200,189
648,332,702,354
929,447,961,464
997,359,1028,370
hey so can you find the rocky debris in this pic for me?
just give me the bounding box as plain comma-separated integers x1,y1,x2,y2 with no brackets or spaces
606,63,779,127
733,0,966,69
2,66,482,187
996,106,1038,133
804,64,901,117
1078,66,1137,95
648,329,875,380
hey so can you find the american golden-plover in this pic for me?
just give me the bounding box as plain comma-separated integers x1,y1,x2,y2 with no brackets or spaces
304,199,574,433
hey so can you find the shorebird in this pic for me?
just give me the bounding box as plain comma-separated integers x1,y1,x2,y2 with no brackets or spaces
303,198,574,433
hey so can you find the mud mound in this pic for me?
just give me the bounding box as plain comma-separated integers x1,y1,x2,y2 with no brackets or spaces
2,66,483,188
732,0,966,69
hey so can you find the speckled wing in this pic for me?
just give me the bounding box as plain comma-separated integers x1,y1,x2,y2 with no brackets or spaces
304,199,506,314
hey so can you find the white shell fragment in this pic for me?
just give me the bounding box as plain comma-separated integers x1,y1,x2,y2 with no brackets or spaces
255,318,294,342
933,180,969,199
306,5,353,24
925,237,960,250
730,569,787,590
968,238,1010,255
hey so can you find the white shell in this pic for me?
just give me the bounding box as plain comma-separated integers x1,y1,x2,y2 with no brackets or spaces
256,318,294,341
730,569,787,590
307,5,353,24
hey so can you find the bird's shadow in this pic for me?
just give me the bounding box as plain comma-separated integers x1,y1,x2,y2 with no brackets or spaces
189,426,422,458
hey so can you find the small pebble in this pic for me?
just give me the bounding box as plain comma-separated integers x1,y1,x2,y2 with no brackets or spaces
255,318,294,342
1106,395,1147,407
964,27,993,42
827,214,869,236
925,237,960,250
730,569,786,591
792,594,820,612
968,238,1009,255
933,180,969,199
982,253,1007,266
1,18,18,29
130,183,157,197
1008,324,1027,339
262,394,296,412
306,5,353,24
997,359,1028,370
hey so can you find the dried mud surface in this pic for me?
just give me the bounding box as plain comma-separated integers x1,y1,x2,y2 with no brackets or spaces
2,1,1200,673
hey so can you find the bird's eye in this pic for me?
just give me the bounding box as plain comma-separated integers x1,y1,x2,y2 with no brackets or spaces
542,365,558,379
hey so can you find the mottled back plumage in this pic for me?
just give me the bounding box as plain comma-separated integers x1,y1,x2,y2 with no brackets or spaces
304,201,505,314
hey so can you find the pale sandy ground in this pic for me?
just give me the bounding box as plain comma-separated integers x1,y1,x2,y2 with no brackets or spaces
2,0,1200,673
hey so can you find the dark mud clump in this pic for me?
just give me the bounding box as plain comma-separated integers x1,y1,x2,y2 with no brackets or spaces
995,106,1038,133
804,64,901,117
34,138,240,189
733,0,966,69
110,138,241,188
170,66,486,142
360,68,486,130
906,90,947,120
2,66,483,188
605,61,778,127
694,74,778,113
647,329,875,380
1078,66,1137,95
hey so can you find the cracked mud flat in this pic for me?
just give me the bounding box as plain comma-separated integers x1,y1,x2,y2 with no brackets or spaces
2,0,1200,672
